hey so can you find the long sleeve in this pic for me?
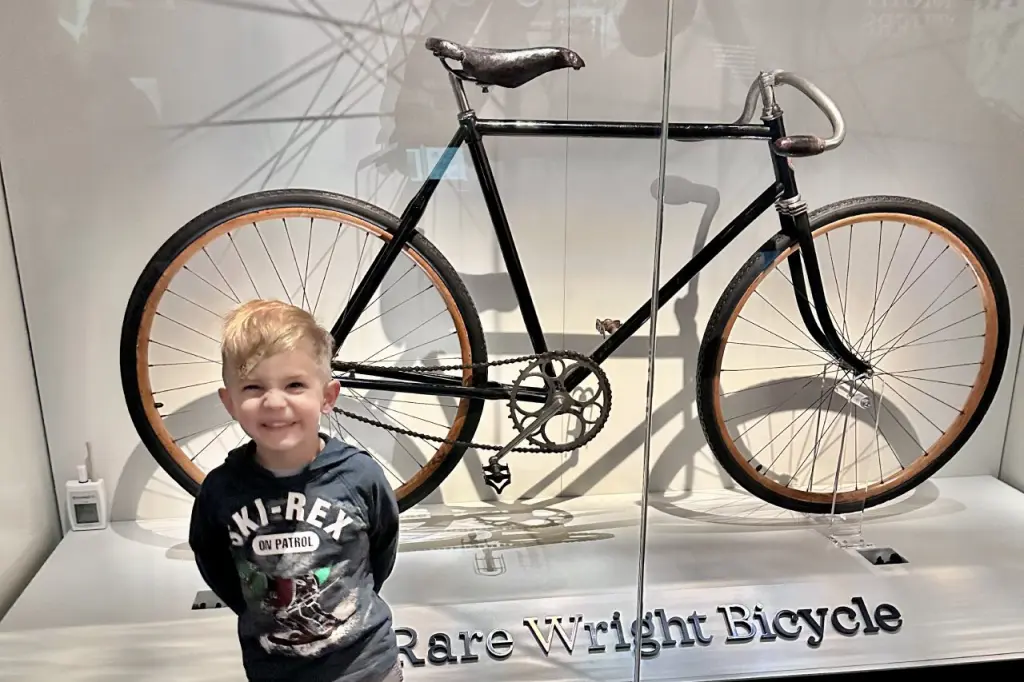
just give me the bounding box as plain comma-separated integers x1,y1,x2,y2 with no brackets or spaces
365,467,400,593
188,486,247,615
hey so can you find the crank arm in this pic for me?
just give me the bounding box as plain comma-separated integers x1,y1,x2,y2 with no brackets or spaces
482,394,567,495
489,393,568,465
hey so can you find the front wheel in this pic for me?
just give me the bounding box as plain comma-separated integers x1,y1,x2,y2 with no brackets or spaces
120,188,488,512
697,195,1010,514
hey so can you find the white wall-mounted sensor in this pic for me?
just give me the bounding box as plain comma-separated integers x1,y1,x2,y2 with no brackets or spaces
66,444,108,531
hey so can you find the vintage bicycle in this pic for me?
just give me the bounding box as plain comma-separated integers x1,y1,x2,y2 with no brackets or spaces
120,37,1010,515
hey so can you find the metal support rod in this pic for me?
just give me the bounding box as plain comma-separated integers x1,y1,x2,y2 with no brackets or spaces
633,1,675,681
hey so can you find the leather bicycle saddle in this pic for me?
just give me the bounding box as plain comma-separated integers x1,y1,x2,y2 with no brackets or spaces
425,37,585,89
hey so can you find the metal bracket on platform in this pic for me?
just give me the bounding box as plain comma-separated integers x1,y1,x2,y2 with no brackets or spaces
191,590,227,610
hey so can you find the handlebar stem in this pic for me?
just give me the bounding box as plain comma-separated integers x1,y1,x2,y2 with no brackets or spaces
733,70,847,156
757,72,782,121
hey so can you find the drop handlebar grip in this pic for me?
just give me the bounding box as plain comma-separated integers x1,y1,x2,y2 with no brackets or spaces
773,134,827,157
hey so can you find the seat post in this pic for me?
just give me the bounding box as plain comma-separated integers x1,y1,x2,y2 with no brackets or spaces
448,72,472,114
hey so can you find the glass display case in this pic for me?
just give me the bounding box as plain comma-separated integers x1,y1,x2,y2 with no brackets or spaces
639,0,1024,679
1,1,1024,681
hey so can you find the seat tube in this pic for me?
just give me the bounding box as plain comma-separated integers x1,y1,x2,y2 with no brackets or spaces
449,72,472,114
461,112,550,355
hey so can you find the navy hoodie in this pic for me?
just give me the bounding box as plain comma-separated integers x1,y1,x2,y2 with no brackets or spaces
188,435,400,682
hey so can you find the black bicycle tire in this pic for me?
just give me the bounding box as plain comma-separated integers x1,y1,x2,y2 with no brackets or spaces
119,188,489,513
696,195,1011,514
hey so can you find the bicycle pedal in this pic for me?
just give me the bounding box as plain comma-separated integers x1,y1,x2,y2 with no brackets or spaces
482,461,512,494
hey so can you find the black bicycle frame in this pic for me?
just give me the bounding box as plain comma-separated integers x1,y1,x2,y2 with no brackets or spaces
332,75,866,404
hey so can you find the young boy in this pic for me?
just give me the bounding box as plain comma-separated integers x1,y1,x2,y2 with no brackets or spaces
188,299,402,682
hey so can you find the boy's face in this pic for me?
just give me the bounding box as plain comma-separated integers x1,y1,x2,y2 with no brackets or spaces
218,342,340,458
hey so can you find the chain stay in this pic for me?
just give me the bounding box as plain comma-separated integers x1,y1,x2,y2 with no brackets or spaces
332,350,610,453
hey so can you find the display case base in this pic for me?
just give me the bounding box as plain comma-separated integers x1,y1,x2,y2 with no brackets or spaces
2,475,1024,681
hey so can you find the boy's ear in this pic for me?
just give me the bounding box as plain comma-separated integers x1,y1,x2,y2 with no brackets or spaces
218,386,235,418
322,379,341,413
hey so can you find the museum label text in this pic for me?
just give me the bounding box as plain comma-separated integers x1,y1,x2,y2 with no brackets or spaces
395,596,902,666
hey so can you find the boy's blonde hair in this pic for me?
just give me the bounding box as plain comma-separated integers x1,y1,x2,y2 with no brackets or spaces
220,299,334,381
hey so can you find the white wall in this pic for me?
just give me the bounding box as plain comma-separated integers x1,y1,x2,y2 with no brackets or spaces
0,0,1021,522
0,162,61,619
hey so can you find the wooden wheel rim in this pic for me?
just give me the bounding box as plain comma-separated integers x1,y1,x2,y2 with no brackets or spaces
711,211,999,506
134,206,474,502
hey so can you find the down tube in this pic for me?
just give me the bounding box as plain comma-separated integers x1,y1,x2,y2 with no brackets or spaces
564,182,781,391
330,128,466,347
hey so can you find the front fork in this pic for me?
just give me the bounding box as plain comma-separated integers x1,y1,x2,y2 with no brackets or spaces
762,95,872,378
782,209,871,377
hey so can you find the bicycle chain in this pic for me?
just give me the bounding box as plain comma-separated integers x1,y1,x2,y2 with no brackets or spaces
331,350,611,453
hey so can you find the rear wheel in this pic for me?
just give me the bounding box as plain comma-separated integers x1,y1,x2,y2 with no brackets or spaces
697,195,1010,514
120,189,488,512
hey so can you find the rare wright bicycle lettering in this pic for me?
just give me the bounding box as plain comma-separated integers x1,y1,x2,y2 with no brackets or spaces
393,595,903,666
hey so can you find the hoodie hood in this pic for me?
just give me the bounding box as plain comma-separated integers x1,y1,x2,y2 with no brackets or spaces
223,433,364,479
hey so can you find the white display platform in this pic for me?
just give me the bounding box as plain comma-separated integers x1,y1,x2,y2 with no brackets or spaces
2,475,1024,681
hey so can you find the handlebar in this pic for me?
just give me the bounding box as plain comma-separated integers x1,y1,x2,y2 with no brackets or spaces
733,70,846,157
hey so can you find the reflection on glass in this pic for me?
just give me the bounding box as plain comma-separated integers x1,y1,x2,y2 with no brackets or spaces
640,1,1020,680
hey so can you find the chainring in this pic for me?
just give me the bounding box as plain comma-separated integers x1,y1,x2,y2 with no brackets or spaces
330,350,612,454
508,352,612,452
